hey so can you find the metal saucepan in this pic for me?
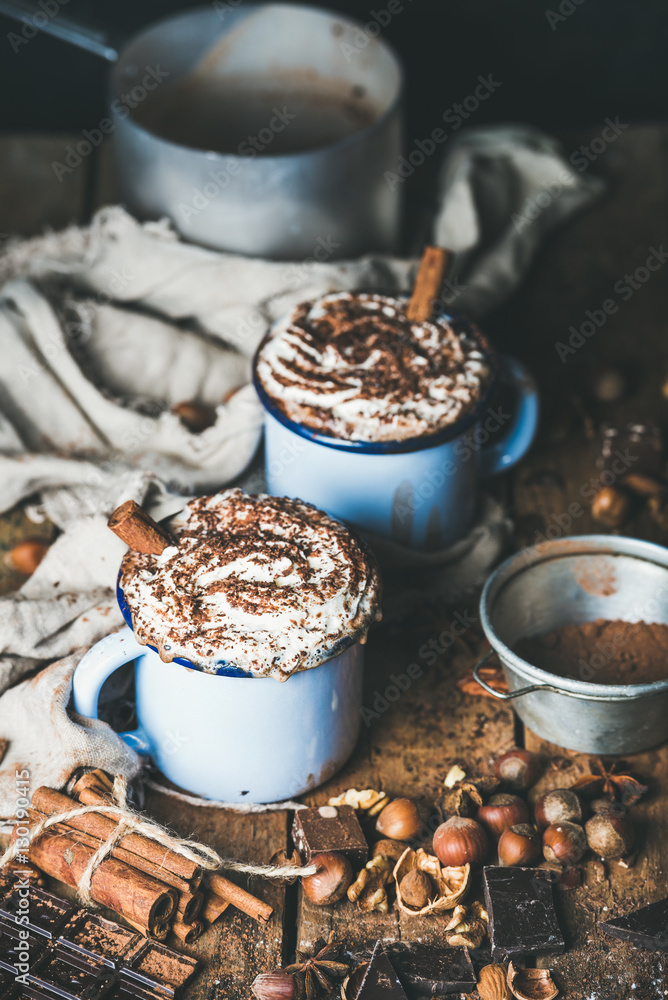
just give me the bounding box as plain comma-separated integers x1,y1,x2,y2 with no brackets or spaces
474,535,668,754
1,2,403,259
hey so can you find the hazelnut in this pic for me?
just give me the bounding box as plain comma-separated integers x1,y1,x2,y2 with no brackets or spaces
301,852,353,906
433,816,489,867
585,812,634,859
591,486,631,528
534,788,582,829
590,798,627,817
498,824,541,867
376,798,421,841
399,869,433,909
542,821,587,866
477,793,529,839
372,838,409,863
588,365,627,403
495,748,541,791
7,540,48,576
171,400,215,433
251,972,296,1000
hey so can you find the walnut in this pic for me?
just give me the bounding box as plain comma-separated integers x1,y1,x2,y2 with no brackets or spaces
328,788,388,816
347,855,393,912
444,901,489,948
436,767,499,821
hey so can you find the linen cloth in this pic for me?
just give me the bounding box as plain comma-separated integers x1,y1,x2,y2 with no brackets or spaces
0,126,604,814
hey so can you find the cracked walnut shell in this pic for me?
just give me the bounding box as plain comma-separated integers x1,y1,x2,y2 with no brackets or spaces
393,847,471,916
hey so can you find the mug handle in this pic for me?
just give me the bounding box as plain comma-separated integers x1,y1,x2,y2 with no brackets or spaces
479,354,539,477
72,626,152,756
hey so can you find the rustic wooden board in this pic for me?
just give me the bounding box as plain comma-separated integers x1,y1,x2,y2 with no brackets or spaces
507,125,668,998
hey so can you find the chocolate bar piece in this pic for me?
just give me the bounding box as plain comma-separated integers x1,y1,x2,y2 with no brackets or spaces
0,872,198,999
483,866,565,961
0,918,47,972
59,912,138,966
292,805,368,866
123,941,199,997
387,944,476,996
356,942,409,1000
28,944,116,999
0,886,75,939
600,422,664,476
600,896,668,952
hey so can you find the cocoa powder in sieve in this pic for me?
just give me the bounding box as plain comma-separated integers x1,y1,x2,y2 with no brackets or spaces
514,618,668,686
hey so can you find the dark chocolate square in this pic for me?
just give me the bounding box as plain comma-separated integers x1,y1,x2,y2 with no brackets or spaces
600,896,668,952
0,917,46,971
356,942,408,1000
0,889,74,941
292,805,368,866
58,914,138,967
387,944,476,996
122,942,198,996
27,945,116,1000
483,866,565,961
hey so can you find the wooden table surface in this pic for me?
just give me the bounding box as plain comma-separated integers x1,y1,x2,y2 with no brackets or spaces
1,125,667,999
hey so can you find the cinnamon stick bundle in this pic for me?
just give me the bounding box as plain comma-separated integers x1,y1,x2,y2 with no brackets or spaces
68,771,273,928
17,825,176,937
32,787,202,891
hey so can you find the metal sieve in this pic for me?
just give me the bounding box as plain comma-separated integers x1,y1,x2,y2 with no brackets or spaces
474,535,668,754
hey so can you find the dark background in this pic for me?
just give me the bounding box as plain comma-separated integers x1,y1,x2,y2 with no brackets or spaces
1,0,667,136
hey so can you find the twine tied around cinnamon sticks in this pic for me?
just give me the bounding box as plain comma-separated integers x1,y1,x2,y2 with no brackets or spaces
0,771,317,919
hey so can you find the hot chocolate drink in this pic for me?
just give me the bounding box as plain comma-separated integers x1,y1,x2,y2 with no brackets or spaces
118,489,381,681
254,292,493,443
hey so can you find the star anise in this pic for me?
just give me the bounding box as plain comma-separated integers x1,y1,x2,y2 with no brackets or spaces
284,934,349,1000
570,757,648,806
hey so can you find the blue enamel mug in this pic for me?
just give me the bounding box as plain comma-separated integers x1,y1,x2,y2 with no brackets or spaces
253,323,539,549
72,585,364,803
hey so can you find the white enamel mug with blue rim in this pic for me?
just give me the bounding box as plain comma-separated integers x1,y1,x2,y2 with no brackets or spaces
253,318,539,549
72,583,364,803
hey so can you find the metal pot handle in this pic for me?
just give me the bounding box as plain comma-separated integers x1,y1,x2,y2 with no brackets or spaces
0,1,119,60
472,649,569,701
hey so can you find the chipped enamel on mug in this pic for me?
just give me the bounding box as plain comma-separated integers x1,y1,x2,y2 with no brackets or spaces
254,341,539,549
475,535,668,754
72,585,364,803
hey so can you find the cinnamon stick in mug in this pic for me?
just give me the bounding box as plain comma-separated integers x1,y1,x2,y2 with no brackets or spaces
406,245,450,322
108,500,173,555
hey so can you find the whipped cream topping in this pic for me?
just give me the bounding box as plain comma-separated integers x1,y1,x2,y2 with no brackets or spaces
255,292,492,443
119,490,381,680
